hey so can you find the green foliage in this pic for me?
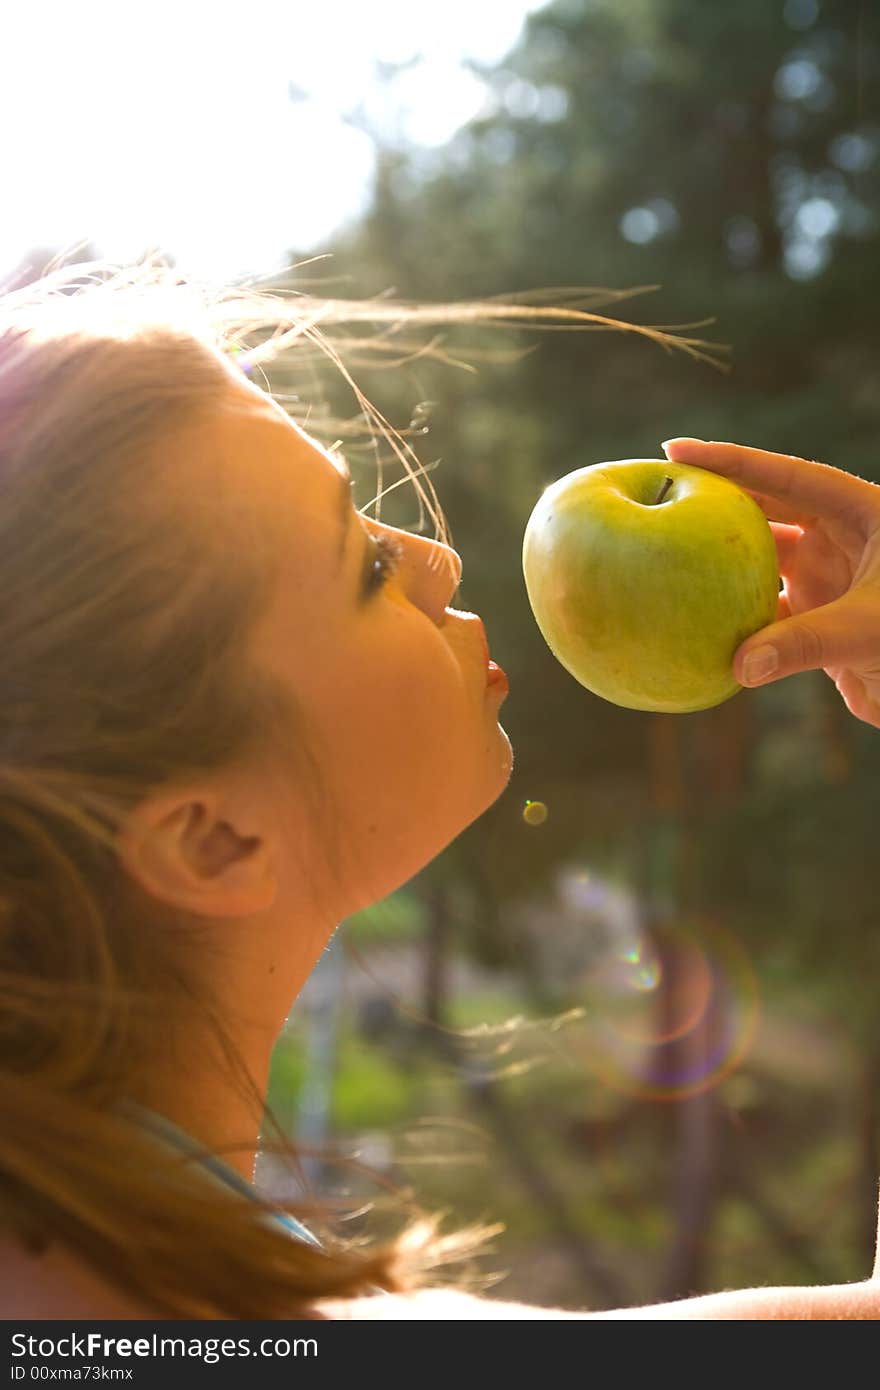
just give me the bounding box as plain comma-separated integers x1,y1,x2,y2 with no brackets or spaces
318,0,880,1000
273,0,880,1300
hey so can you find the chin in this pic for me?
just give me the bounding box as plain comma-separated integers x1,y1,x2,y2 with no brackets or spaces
427,758,513,864
476,729,514,816
502,727,514,774
353,735,515,908
495,725,514,785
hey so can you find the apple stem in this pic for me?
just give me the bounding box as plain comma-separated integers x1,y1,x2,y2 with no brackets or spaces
653,475,674,506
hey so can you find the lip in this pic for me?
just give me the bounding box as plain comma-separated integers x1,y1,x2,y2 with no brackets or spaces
486,660,509,695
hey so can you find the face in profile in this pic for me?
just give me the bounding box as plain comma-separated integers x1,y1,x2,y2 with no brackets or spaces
200,381,513,921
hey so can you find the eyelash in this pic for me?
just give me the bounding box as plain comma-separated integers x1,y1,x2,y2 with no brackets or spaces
365,532,405,594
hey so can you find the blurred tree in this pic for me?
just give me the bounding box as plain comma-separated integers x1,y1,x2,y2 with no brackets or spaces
272,0,880,1297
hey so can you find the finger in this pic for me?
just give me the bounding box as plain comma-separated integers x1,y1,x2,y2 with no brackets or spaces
744,488,817,527
775,589,791,623
768,521,803,573
832,669,880,730
733,590,880,687
661,438,879,534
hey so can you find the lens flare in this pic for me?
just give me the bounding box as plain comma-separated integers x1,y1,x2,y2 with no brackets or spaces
567,916,760,1102
522,799,548,826
617,945,662,993
229,343,254,375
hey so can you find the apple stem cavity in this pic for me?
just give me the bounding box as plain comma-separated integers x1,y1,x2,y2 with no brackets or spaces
653,475,674,506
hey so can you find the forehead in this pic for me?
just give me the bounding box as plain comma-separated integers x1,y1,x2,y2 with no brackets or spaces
154,385,350,580
213,394,357,674
220,387,346,482
177,387,346,514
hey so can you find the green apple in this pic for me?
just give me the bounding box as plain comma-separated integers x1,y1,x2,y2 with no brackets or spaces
522,458,780,713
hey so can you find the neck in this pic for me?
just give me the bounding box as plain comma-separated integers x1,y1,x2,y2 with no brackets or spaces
125,898,340,1183
130,1026,274,1183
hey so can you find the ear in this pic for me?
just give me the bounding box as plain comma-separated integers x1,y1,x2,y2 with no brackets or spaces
114,786,278,918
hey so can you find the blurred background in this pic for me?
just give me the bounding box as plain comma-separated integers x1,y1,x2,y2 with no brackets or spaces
5,0,879,1308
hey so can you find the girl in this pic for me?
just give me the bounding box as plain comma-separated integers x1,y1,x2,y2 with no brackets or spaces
1,259,877,1319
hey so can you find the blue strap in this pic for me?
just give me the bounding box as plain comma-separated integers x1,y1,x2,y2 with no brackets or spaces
118,1099,321,1249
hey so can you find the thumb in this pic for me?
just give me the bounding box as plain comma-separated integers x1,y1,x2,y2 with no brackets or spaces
735,593,880,686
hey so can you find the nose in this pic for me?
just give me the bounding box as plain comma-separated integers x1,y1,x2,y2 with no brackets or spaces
383,523,463,621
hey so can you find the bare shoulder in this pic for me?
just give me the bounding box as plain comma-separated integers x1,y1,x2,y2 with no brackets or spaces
0,1229,162,1321
319,1280,880,1321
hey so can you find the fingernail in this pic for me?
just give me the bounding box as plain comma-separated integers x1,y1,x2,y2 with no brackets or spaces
741,644,778,684
661,437,704,459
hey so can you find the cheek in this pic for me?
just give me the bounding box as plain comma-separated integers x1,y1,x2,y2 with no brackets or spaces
319,620,476,784
352,624,472,754
282,597,484,792
289,615,505,910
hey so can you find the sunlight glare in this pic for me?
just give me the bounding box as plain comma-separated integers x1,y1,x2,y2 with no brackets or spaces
1,0,545,280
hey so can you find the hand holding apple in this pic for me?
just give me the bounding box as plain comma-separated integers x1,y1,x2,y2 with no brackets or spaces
661,438,880,730
521,458,780,713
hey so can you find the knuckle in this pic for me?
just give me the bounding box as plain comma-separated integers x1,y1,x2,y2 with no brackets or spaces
792,621,824,668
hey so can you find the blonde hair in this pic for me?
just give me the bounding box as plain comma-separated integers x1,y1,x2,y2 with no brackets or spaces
0,254,719,1318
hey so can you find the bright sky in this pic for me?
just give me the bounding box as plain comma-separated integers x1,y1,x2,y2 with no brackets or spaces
2,1,546,284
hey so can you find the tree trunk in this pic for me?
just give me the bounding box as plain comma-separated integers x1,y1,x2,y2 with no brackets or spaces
648,702,747,1301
